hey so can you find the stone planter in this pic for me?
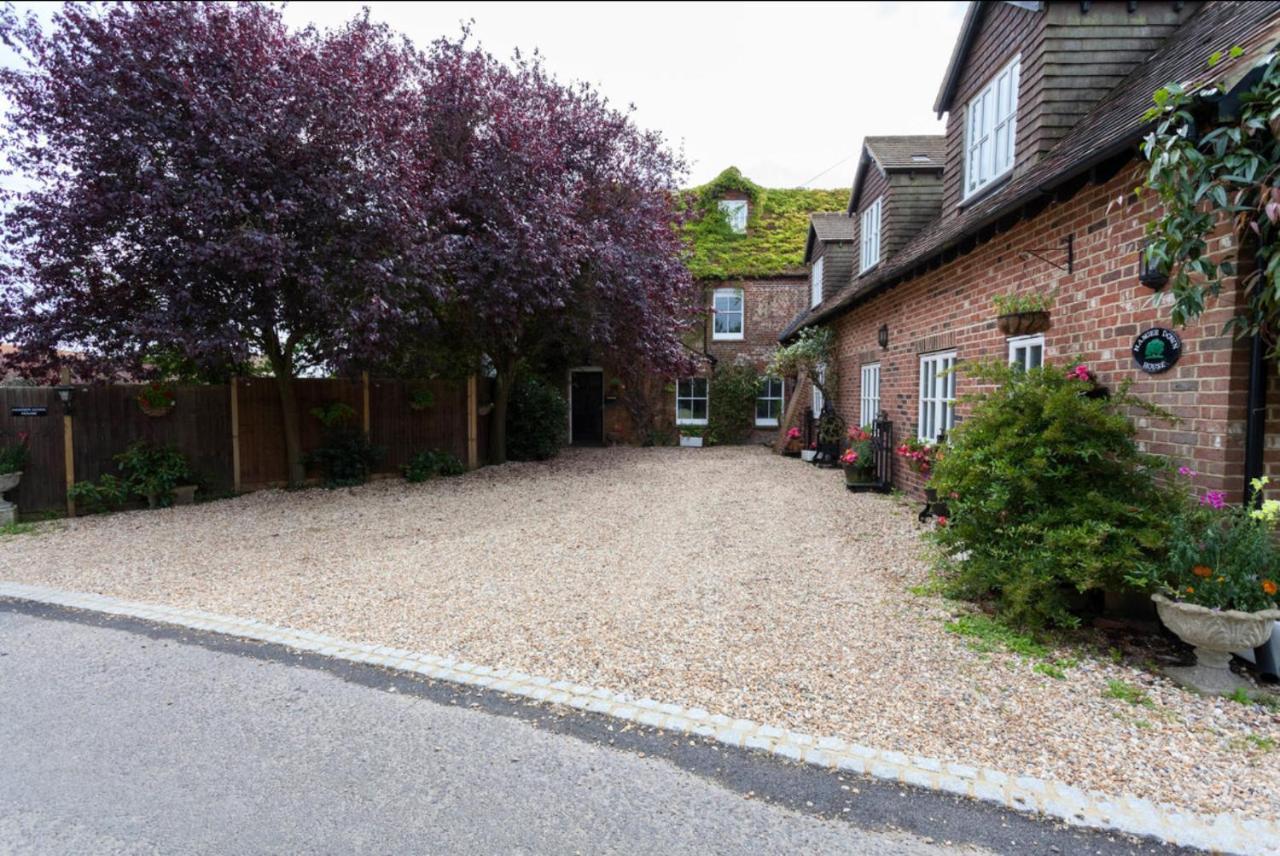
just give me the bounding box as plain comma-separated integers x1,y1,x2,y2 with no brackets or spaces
844,466,876,490
173,484,198,506
1152,593,1280,694
996,310,1051,336
679,435,703,448
0,470,21,526
800,449,817,462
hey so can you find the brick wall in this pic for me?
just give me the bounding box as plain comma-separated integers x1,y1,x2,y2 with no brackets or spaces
824,168,1255,499
702,277,808,369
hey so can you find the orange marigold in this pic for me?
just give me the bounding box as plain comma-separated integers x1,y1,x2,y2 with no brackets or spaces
1191,565,1213,578
1185,586,1195,595
1263,579,1278,597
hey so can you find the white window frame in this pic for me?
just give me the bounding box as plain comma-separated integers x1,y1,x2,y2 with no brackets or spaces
755,376,784,427
963,55,1020,200
711,287,744,341
675,377,708,425
812,363,827,415
1007,334,1044,371
860,362,881,427
918,350,957,442
718,199,748,233
810,254,825,308
859,196,882,273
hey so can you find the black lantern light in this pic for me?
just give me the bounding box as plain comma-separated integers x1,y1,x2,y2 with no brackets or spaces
877,324,890,349
1138,242,1169,290
54,385,75,415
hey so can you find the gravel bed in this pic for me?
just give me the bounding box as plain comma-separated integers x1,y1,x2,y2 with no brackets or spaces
2,446,1277,816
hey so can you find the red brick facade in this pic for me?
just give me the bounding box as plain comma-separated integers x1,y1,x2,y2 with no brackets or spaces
823,168,1255,499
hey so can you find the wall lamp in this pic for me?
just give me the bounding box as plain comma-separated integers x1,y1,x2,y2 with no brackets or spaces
878,324,890,350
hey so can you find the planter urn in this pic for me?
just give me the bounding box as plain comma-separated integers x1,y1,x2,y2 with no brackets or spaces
0,470,21,526
996,311,1051,336
1152,593,1280,694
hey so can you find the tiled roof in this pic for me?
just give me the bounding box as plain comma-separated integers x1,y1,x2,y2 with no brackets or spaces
804,212,856,265
787,0,1280,340
864,135,948,170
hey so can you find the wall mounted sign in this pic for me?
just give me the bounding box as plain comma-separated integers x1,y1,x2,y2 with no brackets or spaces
9,406,48,417
1132,327,1182,374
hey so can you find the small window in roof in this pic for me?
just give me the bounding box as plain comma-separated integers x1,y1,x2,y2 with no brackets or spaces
911,154,931,162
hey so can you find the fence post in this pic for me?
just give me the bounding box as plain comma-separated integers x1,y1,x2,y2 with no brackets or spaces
466,375,478,470
361,371,371,436
230,377,242,494
60,367,75,518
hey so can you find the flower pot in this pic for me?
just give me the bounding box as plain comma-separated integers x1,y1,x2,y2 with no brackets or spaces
679,435,703,448
173,484,198,506
800,449,817,462
844,466,876,487
0,470,21,526
1152,593,1280,694
996,310,1051,336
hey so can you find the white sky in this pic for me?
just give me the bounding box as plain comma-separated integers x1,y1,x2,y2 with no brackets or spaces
5,1,968,190
277,1,969,189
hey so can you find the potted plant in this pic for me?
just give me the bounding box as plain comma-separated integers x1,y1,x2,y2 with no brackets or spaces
993,292,1052,336
896,437,940,476
800,441,817,462
814,408,846,466
679,426,704,448
783,426,802,457
115,441,195,508
0,431,30,526
1128,471,1280,694
136,381,177,417
842,426,877,490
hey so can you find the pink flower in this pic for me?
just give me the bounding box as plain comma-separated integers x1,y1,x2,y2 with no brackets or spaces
1178,466,1197,478
1068,365,1092,382
786,427,801,440
1199,490,1226,510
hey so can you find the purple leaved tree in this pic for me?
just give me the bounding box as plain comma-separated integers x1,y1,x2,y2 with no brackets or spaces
0,3,430,485
410,37,698,463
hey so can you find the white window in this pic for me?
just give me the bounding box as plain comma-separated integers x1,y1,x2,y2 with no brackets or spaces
964,55,1020,199
810,255,825,307
676,378,709,425
756,376,784,427
1008,334,1044,371
712,288,744,340
918,351,956,442
860,362,881,426
718,199,748,233
812,363,827,414
860,196,882,273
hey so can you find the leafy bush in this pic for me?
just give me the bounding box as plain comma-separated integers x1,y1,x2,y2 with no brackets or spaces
307,402,383,487
67,474,129,514
706,364,759,445
114,441,193,506
506,374,567,461
0,430,29,474
403,450,465,482
929,360,1177,629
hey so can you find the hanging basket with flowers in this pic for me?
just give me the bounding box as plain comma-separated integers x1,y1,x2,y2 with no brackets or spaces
136,382,177,417
896,436,940,476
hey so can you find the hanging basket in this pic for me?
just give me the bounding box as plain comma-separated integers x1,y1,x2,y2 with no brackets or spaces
996,311,1051,336
139,400,174,417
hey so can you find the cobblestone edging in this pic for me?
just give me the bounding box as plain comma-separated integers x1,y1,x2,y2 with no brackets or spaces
3,581,1277,856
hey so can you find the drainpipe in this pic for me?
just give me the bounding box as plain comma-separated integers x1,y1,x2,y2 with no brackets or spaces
1244,330,1278,681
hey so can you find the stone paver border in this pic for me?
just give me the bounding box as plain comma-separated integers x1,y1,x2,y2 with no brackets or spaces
2,580,1276,856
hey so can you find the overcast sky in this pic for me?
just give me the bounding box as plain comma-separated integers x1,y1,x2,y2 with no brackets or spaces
277,1,969,189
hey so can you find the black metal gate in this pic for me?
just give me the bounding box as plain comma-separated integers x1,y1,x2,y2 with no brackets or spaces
871,412,893,491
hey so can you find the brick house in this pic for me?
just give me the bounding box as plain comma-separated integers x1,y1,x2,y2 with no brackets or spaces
569,168,849,445
781,0,1280,501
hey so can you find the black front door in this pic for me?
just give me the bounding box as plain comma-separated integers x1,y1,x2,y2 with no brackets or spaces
570,371,604,445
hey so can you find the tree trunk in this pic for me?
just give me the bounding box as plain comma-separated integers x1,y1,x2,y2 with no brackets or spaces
488,358,516,465
264,338,305,487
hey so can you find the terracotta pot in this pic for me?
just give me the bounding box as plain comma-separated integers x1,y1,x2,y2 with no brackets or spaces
996,310,1051,336
1152,593,1280,694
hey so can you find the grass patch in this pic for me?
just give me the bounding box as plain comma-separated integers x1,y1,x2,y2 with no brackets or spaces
1226,688,1280,711
1231,733,1277,754
1032,659,1076,680
1103,679,1153,707
945,614,1049,659
0,521,37,538
907,575,947,598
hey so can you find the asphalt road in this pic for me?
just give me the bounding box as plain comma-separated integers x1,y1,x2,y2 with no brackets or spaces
0,600,1197,856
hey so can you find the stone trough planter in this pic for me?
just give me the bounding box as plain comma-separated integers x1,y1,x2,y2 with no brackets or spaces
1152,593,1280,694
0,470,21,526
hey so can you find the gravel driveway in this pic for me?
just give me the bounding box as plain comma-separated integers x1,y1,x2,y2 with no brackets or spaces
2,446,1277,817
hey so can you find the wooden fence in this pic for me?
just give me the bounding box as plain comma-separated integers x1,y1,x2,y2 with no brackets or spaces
0,375,490,517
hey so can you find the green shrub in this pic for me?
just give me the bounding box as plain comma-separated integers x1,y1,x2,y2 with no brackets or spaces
403,450,465,482
67,474,129,514
506,374,567,461
114,441,192,507
706,364,759,445
929,360,1177,629
307,402,383,487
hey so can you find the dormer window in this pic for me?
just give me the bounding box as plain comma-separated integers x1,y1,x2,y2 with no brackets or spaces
964,55,1020,200
859,196,882,274
810,255,824,307
911,154,931,163
718,199,748,233
711,287,744,340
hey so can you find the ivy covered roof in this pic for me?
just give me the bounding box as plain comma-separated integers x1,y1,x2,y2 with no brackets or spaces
684,167,850,280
